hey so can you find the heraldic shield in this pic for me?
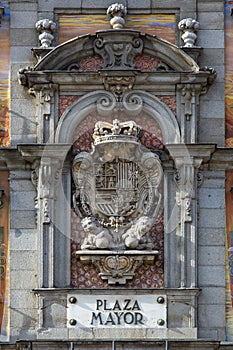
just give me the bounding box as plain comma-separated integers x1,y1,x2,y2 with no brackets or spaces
72,119,162,284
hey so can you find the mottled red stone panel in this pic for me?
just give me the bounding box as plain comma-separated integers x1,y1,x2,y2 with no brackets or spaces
134,55,160,71
58,96,79,119
158,95,176,116
78,55,104,71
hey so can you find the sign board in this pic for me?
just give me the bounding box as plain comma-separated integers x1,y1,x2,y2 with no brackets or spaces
67,294,166,328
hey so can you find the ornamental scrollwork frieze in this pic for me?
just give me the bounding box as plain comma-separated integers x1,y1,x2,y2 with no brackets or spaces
96,90,143,117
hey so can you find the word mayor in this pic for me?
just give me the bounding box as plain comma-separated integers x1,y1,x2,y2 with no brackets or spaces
91,299,144,326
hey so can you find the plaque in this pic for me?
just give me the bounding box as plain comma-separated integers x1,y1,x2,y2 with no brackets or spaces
67,294,166,328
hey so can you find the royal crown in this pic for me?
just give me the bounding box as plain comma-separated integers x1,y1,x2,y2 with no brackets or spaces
93,119,142,145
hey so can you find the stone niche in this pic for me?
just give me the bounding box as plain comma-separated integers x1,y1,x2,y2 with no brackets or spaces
72,119,162,285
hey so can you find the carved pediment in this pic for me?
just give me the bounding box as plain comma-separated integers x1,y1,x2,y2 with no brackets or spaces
18,28,218,93
32,30,199,73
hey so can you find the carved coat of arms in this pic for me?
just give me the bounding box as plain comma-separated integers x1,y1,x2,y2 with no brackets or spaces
72,119,163,252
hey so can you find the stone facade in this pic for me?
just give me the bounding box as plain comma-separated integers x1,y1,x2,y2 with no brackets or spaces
0,0,231,349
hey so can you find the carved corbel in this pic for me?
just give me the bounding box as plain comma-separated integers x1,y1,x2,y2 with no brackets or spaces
200,66,217,86
103,75,135,102
40,88,53,120
174,159,202,222
17,66,33,87
36,158,62,224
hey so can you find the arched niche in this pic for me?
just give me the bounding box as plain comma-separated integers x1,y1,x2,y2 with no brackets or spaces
55,90,180,145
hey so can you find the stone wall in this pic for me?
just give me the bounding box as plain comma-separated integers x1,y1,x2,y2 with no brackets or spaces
2,0,227,349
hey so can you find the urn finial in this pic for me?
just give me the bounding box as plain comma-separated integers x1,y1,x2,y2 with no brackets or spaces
35,18,56,48
178,18,199,47
107,3,127,29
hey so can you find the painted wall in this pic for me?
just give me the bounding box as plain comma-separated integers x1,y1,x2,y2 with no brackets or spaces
0,1,9,147
225,0,233,340
0,1,10,340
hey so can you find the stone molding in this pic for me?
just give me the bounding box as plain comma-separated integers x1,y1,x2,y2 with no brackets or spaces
55,90,180,144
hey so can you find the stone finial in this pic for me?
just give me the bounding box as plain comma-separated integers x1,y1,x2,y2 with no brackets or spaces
35,19,56,48
107,3,127,29
178,18,199,47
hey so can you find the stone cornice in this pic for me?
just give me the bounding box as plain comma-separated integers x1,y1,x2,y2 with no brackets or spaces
18,144,72,163
2,145,233,170
20,70,215,93
208,148,233,170
0,148,25,170
165,144,216,165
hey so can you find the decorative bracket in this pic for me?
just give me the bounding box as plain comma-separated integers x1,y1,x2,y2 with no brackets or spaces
76,250,159,284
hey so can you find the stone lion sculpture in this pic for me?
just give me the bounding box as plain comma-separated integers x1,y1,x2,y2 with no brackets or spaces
81,217,113,250
122,216,153,249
